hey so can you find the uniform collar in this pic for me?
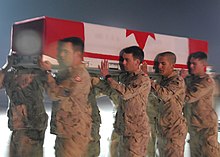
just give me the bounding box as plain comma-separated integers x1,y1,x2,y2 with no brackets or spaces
191,73,208,79
68,64,85,72
128,69,143,76
162,71,177,80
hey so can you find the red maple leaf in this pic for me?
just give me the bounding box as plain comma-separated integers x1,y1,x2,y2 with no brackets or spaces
126,29,156,49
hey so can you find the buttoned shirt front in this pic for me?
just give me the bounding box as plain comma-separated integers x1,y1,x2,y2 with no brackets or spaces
151,71,187,138
109,70,151,136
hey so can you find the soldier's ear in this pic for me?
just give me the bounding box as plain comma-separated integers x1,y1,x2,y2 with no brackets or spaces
135,59,141,66
202,60,208,66
75,50,83,57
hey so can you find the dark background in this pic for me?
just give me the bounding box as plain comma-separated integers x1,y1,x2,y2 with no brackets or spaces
0,0,220,72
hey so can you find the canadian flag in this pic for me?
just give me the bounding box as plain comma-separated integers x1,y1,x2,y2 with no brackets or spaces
12,16,208,70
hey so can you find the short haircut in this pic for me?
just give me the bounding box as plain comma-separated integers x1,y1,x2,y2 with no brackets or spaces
190,51,207,61
58,37,84,53
158,51,176,64
121,46,144,63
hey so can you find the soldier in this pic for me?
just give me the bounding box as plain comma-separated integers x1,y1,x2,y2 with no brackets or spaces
0,53,48,157
150,51,187,157
99,46,151,157
42,37,92,157
185,51,220,157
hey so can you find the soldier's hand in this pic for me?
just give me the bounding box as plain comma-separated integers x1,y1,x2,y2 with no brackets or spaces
40,60,52,71
2,52,16,72
141,61,148,74
180,69,188,79
98,59,109,77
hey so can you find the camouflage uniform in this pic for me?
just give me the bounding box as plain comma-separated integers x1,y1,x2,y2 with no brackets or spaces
95,72,125,157
146,74,161,157
85,77,102,157
0,68,48,157
107,70,151,157
48,64,92,157
146,92,159,157
151,71,187,157
185,74,220,157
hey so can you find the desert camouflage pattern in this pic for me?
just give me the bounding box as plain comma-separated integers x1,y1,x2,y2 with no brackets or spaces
47,64,92,157
146,92,159,157
85,77,102,157
185,74,220,157
108,70,151,157
151,71,187,157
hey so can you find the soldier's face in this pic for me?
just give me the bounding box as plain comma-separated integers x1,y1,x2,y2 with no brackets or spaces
122,53,139,72
58,42,78,67
189,58,205,76
158,56,174,77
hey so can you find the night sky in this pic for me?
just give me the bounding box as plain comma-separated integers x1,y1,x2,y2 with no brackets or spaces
1,0,220,72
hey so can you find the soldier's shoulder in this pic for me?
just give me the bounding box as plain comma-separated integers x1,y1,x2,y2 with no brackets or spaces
203,74,214,85
139,72,150,81
71,67,90,83
139,70,149,77
172,74,184,84
176,74,184,81
118,72,128,80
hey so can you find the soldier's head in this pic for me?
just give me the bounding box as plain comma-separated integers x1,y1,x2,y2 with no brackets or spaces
157,51,176,77
57,37,84,68
189,51,207,76
120,46,144,72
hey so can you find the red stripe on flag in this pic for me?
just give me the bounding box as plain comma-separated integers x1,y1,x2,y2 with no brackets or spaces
188,38,208,54
84,52,187,69
84,52,119,60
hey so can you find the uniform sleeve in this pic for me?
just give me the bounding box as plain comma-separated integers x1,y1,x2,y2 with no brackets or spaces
95,79,120,106
151,77,183,102
45,74,63,101
47,69,91,101
185,78,214,103
109,75,151,101
0,71,5,89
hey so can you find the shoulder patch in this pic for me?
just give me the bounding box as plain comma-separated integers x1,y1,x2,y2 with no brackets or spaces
207,78,212,83
143,73,148,77
177,76,183,81
74,76,82,82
